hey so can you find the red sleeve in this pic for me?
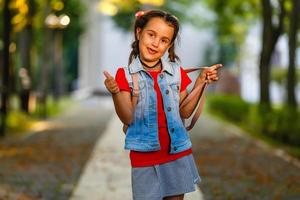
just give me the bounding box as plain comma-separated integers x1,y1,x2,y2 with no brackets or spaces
180,67,192,92
115,68,131,92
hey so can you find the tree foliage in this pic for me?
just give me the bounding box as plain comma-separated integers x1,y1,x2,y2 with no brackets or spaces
0,0,86,136
203,0,260,65
106,0,260,66
102,0,203,31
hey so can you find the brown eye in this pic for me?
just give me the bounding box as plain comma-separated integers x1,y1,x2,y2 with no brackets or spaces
148,33,154,37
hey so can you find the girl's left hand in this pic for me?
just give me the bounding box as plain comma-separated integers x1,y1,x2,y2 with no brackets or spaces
198,64,222,84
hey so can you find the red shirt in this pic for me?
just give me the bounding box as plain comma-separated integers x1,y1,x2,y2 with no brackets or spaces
115,67,192,167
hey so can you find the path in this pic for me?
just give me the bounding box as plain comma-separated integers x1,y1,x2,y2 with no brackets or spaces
70,108,204,200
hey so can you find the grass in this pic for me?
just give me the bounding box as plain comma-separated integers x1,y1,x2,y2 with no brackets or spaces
242,124,300,159
206,109,300,159
1,96,77,137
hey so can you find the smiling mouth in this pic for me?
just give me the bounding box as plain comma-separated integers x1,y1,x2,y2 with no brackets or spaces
147,47,158,55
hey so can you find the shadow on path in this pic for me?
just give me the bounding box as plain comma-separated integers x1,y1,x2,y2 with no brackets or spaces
191,114,300,200
0,96,113,200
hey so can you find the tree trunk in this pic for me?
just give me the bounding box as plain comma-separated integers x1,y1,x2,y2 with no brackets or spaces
287,0,299,107
18,27,32,113
18,0,35,113
38,3,52,118
1,0,11,137
53,30,65,100
39,29,52,118
259,0,286,108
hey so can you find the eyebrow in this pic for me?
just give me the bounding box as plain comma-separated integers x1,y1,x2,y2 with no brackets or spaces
145,29,171,41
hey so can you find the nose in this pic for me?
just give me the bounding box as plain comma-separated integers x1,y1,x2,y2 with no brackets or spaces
152,38,159,47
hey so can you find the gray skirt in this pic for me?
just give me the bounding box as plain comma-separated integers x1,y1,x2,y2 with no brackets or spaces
131,154,201,200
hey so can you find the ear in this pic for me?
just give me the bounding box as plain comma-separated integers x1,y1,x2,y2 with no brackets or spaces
136,28,142,40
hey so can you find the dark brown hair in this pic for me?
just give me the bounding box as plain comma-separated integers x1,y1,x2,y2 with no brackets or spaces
128,10,180,65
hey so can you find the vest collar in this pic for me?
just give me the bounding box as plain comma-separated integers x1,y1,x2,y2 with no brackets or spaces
128,56,174,76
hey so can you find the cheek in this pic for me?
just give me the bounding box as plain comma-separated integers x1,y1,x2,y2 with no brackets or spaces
159,44,170,53
140,34,151,45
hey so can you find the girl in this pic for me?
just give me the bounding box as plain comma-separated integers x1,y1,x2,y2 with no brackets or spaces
104,10,221,200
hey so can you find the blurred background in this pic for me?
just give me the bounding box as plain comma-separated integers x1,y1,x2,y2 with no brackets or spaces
0,0,300,199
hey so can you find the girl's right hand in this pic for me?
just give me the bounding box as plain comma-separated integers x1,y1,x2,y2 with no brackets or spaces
103,71,120,94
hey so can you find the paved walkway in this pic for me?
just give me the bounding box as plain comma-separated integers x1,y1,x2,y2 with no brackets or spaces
189,113,300,200
70,110,204,200
1,96,299,200
0,96,113,200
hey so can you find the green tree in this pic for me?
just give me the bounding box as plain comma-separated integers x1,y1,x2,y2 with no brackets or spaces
204,0,259,66
103,0,201,31
33,0,85,116
0,0,86,135
204,0,293,110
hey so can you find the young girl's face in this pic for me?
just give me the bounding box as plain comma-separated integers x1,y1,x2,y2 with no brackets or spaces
137,17,174,65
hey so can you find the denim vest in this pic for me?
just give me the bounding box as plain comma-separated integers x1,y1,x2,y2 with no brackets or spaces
123,57,192,154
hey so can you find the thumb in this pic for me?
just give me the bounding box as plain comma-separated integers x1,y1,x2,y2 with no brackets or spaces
103,71,113,79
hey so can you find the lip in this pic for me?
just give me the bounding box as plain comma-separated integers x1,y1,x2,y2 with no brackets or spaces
147,47,158,55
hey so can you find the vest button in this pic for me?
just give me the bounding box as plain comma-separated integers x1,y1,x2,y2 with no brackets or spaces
173,147,177,151
171,128,175,133
167,107,171,112
159,74,164,79
165,89,169,95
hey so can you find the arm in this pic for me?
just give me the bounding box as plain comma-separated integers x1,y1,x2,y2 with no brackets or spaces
103,71,134,125
179,78,206,119
112,91,134,125
179,64,222,118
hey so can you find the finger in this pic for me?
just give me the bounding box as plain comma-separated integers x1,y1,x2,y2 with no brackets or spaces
111,84,119,91
104,79,110,87
206,75,212,83
103,71,113,79
106,78,116,85
211,76,218,81
207,71,217,76
207,76,219,83
209,74,218,79
111,81,119,88
105,78,117,88
211,64,223,70
207,68,218,73
112,85,120,93
105,79,115,88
